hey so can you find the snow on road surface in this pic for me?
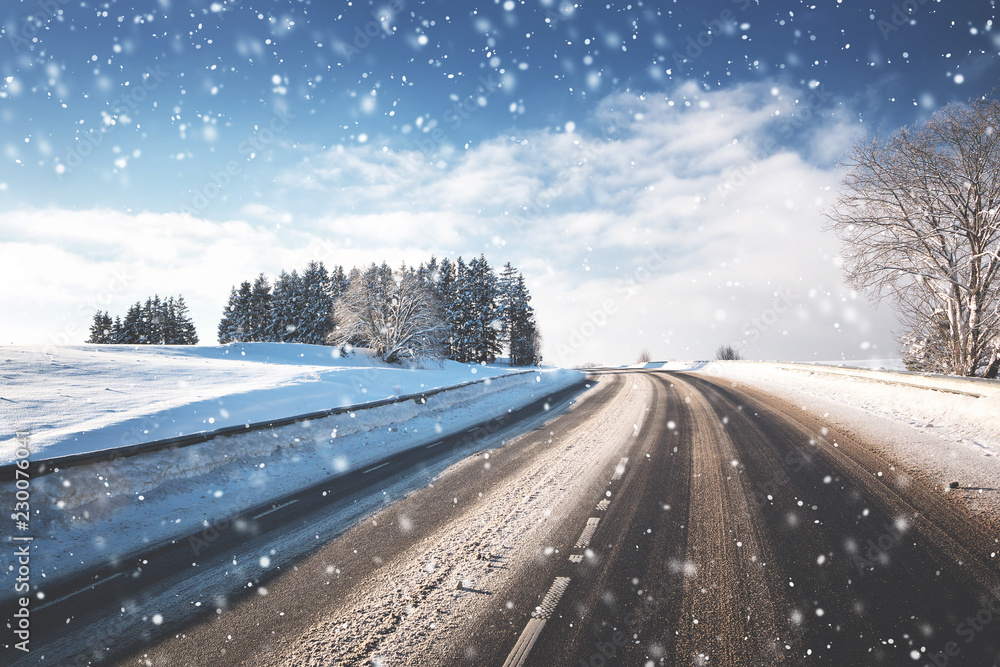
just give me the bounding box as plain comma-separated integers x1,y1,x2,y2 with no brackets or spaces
0,343,582,591
255,373,646,667
702,361,1000,520
0,342,537,464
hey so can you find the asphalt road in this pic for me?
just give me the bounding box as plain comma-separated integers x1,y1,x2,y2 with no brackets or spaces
480,371,1000,667
13,370,1000,666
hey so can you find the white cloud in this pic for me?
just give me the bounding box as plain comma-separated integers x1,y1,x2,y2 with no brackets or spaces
1,80,899,363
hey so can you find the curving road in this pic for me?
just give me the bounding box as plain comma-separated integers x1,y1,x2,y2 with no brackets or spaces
16,371,1000,666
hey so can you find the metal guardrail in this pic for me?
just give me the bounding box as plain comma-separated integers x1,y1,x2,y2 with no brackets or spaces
1,370,535,479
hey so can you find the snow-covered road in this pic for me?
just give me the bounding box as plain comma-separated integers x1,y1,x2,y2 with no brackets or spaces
79,369,1000,666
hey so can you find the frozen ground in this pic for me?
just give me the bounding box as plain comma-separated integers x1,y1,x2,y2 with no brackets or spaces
0,343,533,464
702,361,1000,519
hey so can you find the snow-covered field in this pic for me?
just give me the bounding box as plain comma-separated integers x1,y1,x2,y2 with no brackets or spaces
0,343,540,464
0,343,583,590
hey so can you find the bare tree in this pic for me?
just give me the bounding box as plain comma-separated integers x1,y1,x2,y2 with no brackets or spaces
715,344,743,361
329,263,449,364
636,349,653,364
826,98,1000,376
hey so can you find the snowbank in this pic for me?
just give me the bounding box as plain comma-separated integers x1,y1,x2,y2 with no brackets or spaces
700,361,1000,519
0,343,539,465
702,361,1000,452
3,360,582,588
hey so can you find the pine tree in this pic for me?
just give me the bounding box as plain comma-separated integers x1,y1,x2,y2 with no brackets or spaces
417,256,439,288
443,257,467,360
330,264,349,299
90,296,199,346
170,295,199,344
137,298,150,344
236,282,252,341
460,255,502,363
247,275,272,341
430,257,450,302
151,295,166,344
121,302,143,344
497,262,519,353
270,270,304,342
507,273,540,365
102,311,114,343
219,287,239,344
87,311,114,344
297,261,335,345
162,297,178,345
111,315,124,343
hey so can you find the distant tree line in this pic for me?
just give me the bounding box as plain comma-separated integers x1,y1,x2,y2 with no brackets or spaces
218,260,348,345
87,295,198,345
219,255,540,365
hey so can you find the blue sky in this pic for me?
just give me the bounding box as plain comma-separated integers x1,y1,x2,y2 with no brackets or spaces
1,0,997,364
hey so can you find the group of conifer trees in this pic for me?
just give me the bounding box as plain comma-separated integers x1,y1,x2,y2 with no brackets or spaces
87,295,198,345
220,255,540,365
85,255,541,365
217,261,347,345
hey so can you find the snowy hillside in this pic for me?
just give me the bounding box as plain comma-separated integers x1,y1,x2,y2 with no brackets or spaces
0,343,583,591
0,343,545,465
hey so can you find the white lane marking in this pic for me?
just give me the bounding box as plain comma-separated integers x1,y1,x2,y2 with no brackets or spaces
574,518,601,549
595,499,610,511
503,618,546,667
253,498,299,520
502,577,572,667
362,461,390,474
568,554,583,563
534,576,571,618
36,572,124,611
611,457,629,481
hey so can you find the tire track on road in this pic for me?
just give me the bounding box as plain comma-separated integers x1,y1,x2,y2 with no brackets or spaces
669,373,792,666
678,372,1000,665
